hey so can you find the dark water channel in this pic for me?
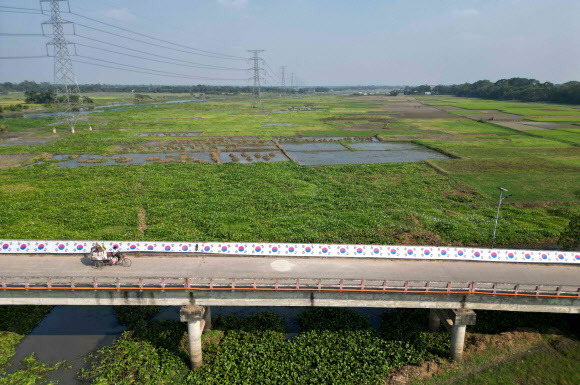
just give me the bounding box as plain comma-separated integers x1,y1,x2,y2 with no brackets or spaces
9,306,125,385
10,305,387,383
6,98,214,120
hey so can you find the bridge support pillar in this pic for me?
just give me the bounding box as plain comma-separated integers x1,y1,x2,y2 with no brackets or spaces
428,309,440,331
432,309,476,362
180,305,206,369
450,324,467,362
203,306,212,331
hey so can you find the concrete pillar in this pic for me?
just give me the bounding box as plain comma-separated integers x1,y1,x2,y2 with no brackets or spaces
203,306,211,331
180,305,205,369
450,324,467,362
428,309,440,332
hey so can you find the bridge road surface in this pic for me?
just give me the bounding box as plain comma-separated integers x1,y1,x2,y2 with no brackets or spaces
1,254,579,285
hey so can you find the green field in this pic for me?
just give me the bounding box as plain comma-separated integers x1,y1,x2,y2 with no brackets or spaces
0,94,578,248
418,96,580,116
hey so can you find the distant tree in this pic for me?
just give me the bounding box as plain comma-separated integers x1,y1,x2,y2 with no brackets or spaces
24,90,55,104
389,90,400,96
407,78,579,105
134,94,153,104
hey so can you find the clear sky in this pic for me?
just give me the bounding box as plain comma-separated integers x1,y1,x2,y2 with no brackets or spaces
1,0,579,86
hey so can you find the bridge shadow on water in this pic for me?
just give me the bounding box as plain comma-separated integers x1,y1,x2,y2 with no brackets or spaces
155,305,387,333
8,305,125,385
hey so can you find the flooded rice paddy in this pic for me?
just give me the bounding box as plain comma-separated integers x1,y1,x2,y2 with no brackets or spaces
23,136,450,167
138,131,203,137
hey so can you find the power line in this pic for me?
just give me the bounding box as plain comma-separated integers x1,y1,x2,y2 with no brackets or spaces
263,61,280,81
72,59,247,81
74,42,246,71
0,9,43,15
0,6,42,11
71,21,244,62
75,55,247,81
68,11,247,61
0,33,49,36
74,34,247,71
0,56,51,59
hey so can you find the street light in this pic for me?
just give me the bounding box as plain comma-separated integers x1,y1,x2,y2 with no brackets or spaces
491,187,512,249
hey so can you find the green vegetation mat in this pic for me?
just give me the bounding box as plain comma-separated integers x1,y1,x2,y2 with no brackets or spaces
0,162,575,246
78,307,579,385
0,306,67,384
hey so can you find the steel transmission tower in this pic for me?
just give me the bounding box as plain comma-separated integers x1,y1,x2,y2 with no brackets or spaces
248,50,264,108
280,66,286,90
41,0,90,133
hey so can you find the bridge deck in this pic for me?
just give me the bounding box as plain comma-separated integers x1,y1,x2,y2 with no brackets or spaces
0,254,578,285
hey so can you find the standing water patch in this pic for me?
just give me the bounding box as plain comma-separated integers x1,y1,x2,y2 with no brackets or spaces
138,132,203,137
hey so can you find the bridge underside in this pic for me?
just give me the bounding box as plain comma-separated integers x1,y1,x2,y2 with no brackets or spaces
1,290,578,313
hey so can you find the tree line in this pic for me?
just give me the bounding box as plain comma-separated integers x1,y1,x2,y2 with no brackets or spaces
0,81,329,95
23,90,94,105
403,78,580,104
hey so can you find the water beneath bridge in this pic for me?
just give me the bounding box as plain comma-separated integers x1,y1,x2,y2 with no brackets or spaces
8,304,387,383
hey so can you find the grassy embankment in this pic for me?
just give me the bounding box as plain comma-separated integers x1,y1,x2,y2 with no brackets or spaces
415,310,580,384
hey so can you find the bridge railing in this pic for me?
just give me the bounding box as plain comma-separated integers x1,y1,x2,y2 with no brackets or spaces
2,239,580,264
1,276,579,298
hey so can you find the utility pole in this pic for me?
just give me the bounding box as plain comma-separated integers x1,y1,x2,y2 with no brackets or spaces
247,49,264,108
41,0,91,134
290,72,295,89
491,187,512,249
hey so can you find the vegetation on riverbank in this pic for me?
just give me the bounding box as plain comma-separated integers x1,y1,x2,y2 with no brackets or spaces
79,307,579,385
0,306,68,384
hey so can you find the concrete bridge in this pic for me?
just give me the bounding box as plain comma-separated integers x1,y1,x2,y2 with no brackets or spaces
1,253,579,367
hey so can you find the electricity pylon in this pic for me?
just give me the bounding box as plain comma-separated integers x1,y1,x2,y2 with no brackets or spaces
248,49,264,108
41,0,91,133
280,66,286,90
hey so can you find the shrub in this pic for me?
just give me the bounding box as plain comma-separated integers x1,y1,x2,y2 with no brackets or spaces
381,309,450,357
79,333,188,385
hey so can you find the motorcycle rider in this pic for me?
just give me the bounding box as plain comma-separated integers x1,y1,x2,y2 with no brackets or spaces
111,245,122,264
